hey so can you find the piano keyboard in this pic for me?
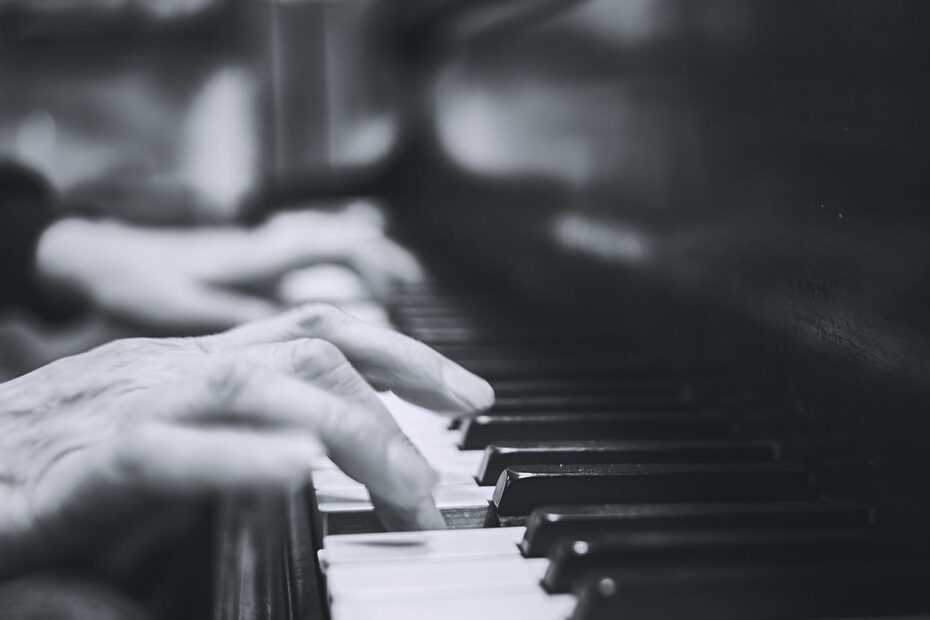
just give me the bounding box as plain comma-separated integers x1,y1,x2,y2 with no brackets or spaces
308,283,930,620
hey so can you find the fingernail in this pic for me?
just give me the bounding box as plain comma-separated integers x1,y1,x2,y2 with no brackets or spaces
442,364,495,412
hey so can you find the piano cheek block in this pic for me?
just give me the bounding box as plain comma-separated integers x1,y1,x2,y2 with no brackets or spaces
491,464,818,518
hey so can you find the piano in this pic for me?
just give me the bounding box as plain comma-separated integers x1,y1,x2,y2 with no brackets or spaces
212,1,930,619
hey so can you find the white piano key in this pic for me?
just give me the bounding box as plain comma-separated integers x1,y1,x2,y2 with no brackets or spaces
331,587,576,620
321,526,525,567
314,466,475,490
311,455,338,471
394,413,452,436
414,449,484,468
311,440,471,466
381,393,478,433
309,449,482,475
326,556,550,601
410,437,471,454
317,483,493,515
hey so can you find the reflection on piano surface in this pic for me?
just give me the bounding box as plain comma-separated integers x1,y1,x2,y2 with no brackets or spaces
216,1,930,619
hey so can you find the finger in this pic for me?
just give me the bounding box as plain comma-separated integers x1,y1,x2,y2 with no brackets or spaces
341,199,387,230
207,305,494,415
148,362,445,530
349,239,425,298
277,265,372,305
102,281,279,334
164,285,280,332
229,338,387,411
28,424,323,543
367,237,425,284
111,425,322,495
197,212,382,286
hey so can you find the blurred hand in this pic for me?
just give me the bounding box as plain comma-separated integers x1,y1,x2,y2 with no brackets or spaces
0,305,494,577
35,203,424,333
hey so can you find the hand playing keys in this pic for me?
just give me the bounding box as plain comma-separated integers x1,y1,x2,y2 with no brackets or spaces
0,305,494,578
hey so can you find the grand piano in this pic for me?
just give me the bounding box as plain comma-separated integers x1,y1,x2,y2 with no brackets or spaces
209,1,930,619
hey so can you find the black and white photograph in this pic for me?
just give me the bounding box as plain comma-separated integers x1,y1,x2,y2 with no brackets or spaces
1,1,929,619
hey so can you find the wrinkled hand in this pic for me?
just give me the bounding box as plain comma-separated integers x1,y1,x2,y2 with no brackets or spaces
36,203,424,333
0,305,493,577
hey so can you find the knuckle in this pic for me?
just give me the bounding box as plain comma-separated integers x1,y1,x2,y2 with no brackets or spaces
299,338,347,368
329,406,374,448
294,303,348,336
204,359,256,406
299,339,376,399
111,429,154,484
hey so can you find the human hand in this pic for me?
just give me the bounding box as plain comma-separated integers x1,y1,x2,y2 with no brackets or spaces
0,304,494,577
35,202,424,333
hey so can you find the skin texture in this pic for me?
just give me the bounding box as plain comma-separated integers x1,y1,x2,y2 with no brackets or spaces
0,304,494,578
35,203,423,333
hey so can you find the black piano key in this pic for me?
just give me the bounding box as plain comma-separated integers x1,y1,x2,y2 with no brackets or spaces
570,564,930,620
449,398,699,430
454,355,670,380
399,316,570,332
491,464,817,517
489,378,692,399
488,394,699,412
407,325,632,345
427,340,622,352
392,309,537,327
543,529,898,593
390,293,490,307
429,345,615,363
475,439,781,486
459,412,732,450
520,501,875,557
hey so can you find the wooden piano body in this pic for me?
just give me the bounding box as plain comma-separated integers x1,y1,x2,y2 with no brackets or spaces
215,2,930,618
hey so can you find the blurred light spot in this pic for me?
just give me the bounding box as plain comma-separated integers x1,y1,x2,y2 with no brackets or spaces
15,110,57,170
597,577,617,597
336,114,398,166
567,0,672,44
435,78,601,186
180,68,257,217
552,212,655,264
